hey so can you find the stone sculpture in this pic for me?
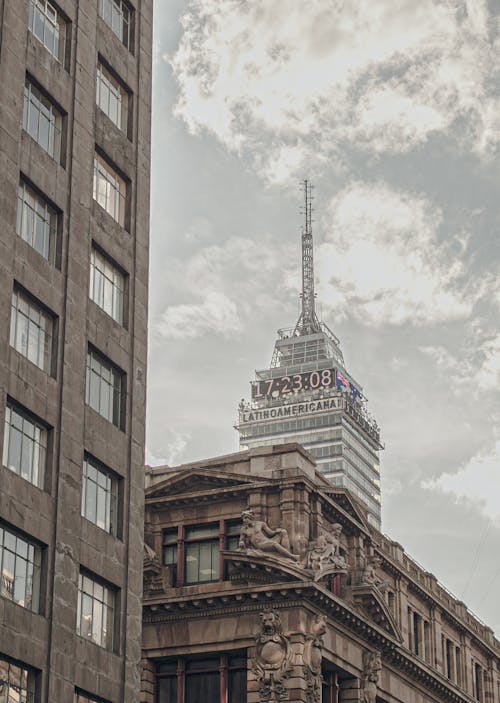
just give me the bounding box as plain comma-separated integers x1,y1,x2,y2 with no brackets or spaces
253,609,293,701
361,556,388,591
239,509,299,561
304,523,349,579
361,650,382,703
304,614,327,703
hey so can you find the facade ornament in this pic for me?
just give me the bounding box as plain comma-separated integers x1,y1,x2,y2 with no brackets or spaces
361,650,382,703
304,523,349,580
253,609,293,701
361,556,389,591
304,614,327,703
239,509,299,562
143,543,167,595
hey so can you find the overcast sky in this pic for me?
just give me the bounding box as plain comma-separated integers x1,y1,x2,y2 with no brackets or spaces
147,0,500,635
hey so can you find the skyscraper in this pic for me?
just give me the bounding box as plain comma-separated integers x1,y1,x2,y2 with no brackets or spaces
0,1,151,701
237,182,382,527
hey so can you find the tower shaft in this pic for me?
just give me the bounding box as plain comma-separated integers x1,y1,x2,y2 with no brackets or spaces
297,179,321,335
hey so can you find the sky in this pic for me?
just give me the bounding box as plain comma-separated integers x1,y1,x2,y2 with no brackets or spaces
147,0,500,635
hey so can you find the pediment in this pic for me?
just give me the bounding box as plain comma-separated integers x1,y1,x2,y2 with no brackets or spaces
146,468,258,500
349,584,403,642
222,549,309,585
322,487,369,528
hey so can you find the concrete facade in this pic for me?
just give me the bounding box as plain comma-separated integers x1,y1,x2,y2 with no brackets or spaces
143,445,500,703
0,1,151,701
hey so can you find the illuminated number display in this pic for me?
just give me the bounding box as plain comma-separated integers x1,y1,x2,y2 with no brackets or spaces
252,368,335,399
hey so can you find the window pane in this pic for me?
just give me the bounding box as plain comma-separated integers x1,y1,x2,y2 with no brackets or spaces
3,403,46,488
185,672,219,703
157,677,177,703
10,288,53,372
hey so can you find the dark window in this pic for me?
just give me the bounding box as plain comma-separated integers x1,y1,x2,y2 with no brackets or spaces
157,654,246,703
81,454,119,536
321,669,339,703
0,523,42,612
16,180,59,263
28,0,67,63
3,400,48,488
0,654,37,702
85,347,124,428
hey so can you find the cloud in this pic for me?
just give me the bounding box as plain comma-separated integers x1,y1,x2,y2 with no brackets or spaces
146,429,191,467
422,440,500,523
420,330,500,393
152,235,293,340
170,0,500,182
315,181,477,325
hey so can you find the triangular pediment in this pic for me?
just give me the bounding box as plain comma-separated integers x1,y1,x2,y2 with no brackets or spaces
349,584,403,642
322,487,370,528
146,468,260,500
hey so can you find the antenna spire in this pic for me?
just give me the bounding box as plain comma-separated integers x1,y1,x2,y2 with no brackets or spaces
295,179,321,336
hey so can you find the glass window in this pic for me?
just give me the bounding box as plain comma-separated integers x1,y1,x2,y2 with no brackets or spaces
184,525,219,585
28,0,66,63
76,572,115,650
85,348,124,428
0,655,37,703
0,524,41,612
96,61,128,131
162,529,178,583
97,0,132,49
10,288,53,372
81,455,119,536
157,655,246,703
90,247,125,324
16,180,58,263
2,402,47,488
22,78,61,159
93,153,126,226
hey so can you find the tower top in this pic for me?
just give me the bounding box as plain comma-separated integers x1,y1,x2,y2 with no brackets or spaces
294,179,322,336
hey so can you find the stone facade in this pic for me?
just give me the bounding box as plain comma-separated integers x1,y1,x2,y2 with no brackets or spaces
143,445,500,703
0,1,151,701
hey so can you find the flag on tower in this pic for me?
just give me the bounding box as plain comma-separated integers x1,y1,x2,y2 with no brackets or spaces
336,370,350,391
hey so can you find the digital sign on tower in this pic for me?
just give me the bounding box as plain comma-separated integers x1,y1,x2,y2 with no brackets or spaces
251,368,336,399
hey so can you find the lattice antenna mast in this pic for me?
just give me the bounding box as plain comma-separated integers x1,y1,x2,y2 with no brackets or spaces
296,179,321,336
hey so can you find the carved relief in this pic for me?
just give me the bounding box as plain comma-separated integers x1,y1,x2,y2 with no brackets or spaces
253,609,293,701
239,509,299,562
361,650,382,703
143,543,166,595
304,523,349,580
361,556,388,591
303,614,327,703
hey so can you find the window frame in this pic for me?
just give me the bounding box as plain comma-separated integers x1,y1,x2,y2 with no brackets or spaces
96,58,129,133
92,151,127,227
156,653,247,703
76,570,117,651
16,178,60,265
23,77,63,162
0,522,42,613
0,654,38,703
28,0,67,65
89,244,126,325
85,347,125,429
162,520,242,587
2,400,49,489
97,0,133,51
10,285,56,375
81,453,121,537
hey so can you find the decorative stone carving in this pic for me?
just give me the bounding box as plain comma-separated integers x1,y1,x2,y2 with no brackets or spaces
239,509,299,562
304,523,349,580
304,614,327,703
361,556,388,591
143,543,166,595
253,609,293,701
361,650,382,703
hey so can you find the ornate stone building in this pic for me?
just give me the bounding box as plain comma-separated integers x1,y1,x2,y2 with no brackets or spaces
142,445,500,703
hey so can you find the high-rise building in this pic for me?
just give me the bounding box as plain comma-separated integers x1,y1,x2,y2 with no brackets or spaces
237,182,382,527
0,2,152,701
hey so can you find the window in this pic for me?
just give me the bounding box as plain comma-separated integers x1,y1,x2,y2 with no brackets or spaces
75,693,111,703
77,572,115,650
98,0,132,49
93,153,126,226
90,246,125,324
10,288,54,372
474,662,483,701
85,348,124,427
2,402,47,488
23,78,61,159
96,61,128,131
0,524,41,611
322,670,339,703
0,655,37,703
157,654,247,703
28,0,66,63
81,454,119,536
162,521,241,586
16,180,58,263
